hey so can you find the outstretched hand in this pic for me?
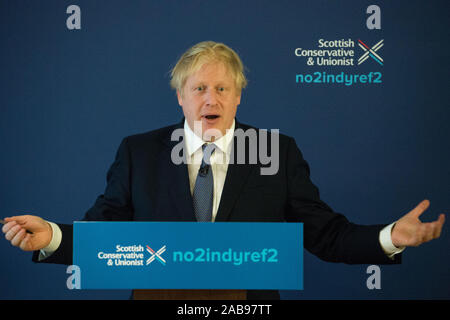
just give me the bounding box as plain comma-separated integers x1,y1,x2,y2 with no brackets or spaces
2,215,53,251
391,200,445,248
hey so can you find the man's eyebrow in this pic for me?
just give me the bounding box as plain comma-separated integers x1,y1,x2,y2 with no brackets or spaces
189,82,204,88
189,81,230,88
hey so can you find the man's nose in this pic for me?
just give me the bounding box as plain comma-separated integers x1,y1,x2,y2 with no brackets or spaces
204,88,218,105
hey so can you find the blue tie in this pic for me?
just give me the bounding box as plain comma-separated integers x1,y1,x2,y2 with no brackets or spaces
193,143,216,222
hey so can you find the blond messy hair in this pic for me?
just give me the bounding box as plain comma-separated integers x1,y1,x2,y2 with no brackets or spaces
170,41,247,94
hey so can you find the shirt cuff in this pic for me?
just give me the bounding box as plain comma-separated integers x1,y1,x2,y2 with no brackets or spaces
379,222,405,259
38,221,62,261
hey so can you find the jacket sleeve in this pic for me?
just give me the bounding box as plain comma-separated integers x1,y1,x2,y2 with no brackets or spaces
284,137,401,265
32,138,134,265
32,223,73,265
83,137,134,221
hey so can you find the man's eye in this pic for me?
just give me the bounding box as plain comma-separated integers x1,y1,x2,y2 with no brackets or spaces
218,87,225,92
196,86,204,91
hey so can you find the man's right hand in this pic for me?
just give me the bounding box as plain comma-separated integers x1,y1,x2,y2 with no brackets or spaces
2,215,52,251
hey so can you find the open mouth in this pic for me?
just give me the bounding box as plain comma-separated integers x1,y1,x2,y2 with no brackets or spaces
203,115,220,120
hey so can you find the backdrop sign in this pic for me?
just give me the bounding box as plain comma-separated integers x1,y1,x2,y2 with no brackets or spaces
73,222,303,290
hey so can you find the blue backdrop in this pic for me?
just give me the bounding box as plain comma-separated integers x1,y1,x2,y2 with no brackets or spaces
1,0,449,299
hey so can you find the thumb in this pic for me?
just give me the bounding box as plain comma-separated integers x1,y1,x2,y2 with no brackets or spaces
407,199,430,219
4,215,45,233
4,215,30,225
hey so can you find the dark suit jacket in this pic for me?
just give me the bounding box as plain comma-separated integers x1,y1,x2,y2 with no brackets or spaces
33,120,400,299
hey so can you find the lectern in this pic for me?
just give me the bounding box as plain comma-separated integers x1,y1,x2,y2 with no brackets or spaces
73,222,303,299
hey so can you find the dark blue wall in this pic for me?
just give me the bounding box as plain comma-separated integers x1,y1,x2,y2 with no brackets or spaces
1,0,448,299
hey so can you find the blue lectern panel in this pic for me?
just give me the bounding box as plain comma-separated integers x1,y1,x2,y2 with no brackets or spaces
73,222,303,290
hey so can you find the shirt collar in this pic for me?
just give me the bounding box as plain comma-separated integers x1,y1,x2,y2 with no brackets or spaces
184,119,235,157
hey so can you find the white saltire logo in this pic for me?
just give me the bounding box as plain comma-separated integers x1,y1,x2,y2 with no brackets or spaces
146,245,167,265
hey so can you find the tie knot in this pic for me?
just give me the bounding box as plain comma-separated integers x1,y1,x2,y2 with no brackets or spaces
202,143,216,164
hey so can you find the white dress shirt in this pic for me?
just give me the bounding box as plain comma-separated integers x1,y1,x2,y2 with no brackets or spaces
40,119,405,259
184,119,235,222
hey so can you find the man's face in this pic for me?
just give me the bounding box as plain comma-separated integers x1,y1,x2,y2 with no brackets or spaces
177,62,241,140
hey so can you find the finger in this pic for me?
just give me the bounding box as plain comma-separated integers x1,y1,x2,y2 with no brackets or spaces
424,224,435,242
11,228,26,247
5,215,31,227
2,221,17,233
423,220,445,242
4,216,25,223
20,234,32,251
5,225,22,241
434,214,445,238
408,199,430,219
5,215,38,234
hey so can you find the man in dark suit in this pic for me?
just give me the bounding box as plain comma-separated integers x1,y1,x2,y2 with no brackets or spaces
2,41,445,299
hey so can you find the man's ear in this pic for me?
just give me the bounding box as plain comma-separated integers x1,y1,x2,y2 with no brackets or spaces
176,90,183,106
236,93,241,107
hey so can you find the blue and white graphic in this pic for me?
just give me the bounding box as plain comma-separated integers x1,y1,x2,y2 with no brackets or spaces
73,222,303,290
146,245,166,265
358,39,384,65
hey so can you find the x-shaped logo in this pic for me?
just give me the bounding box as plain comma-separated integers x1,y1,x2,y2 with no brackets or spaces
358,39,384,66
146,245,166,265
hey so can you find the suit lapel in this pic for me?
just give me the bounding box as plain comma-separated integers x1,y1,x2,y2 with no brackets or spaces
161,119,256,222
215,121,256,222
162,120,196,221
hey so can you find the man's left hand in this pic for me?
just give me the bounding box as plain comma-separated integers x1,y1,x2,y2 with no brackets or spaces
391,200,445,248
